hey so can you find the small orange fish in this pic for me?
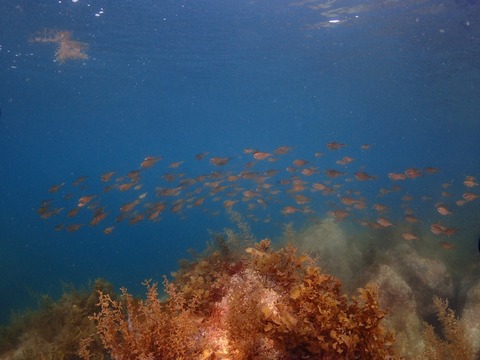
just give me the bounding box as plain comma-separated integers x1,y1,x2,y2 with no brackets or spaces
294,195,310,205
424,167,439,174
439,241,455,250
312,183,327,191
430,222,457,236
274,146,293,154
169,161,185,168
156,187,182,197
377,218,394,227
253,151,273,160
223,200,238,208
463,192,479,202
103,226,115,235
101,172,116,182
257,198,267,207
293,159,309,167
405,168,422,179
360,144,371,150
120,199,140,213
354,201,366,210
243,190,259,198
195,152,209,160
264,170,279,177
193,197,205,206
282,206,301,215
289,183,306,192
325,169,345,178
127,170,141,181
67,208,80,218
443,228,458,236
404,215,420,223
72,176,88,186
430,222,446,235
39,206,64,219
129,213,145,224
48,182,65,193
117,182,135,191
327,142,347,150
78,195,96,207
210,157,231,166
340,197,357,206
336,157,354,165
148,202,166,217
66,224,83,232
328,210,350,220
301,167,318,176
402,233,419,241
372,204,388,212
90,209,108,226
140,156,161,169
436,205,452,216
354,172,377,181
388,173,407,181
464,179,479,187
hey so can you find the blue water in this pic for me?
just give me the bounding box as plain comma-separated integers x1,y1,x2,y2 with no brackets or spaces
1,0,480,324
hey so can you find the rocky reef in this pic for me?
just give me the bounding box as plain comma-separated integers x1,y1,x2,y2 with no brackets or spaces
291,218,480,359
1,222,480,359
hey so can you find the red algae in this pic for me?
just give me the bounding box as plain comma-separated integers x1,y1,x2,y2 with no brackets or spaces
31,29,88,63
88,238,399,359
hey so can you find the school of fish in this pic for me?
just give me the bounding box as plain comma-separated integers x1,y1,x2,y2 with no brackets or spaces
38,142,479,250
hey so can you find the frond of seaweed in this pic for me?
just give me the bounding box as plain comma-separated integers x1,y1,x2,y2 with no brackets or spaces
419,296,474,360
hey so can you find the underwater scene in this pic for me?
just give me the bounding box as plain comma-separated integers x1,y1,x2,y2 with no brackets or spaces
1,0,480,359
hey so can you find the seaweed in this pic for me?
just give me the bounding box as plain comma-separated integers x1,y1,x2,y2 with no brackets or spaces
30,29,88,63
0,278,113,360
90,238,400,359
89,280,202,359
420,296,475,360
1,236,402,359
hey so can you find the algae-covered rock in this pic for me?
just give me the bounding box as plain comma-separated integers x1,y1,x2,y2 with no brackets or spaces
461,279,480,356
370,264,423,358
388,243,454,317
295,217,363,291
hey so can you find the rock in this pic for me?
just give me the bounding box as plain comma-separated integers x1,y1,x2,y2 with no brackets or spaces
295,217,363,291
369,264,423,358
387,243,454,317
461,279,480,355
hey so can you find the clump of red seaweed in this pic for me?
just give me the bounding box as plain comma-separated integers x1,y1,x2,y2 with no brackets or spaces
31,29,88,63
87,238,399,359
